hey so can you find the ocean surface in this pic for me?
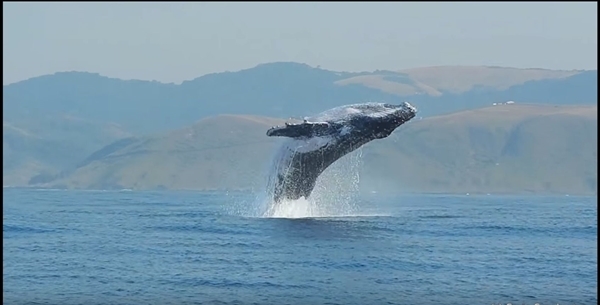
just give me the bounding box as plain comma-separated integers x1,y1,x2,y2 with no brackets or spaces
3,188,597,305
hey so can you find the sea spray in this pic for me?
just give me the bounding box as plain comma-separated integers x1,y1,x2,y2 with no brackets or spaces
260,147,364,218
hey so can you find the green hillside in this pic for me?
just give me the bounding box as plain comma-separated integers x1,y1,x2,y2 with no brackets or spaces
3,117,131,186
361,104,597,195
4,63,596,187
35,115,287,190
34,104,598,195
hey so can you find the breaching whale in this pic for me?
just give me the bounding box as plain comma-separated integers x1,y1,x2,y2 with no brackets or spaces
265,102,417,204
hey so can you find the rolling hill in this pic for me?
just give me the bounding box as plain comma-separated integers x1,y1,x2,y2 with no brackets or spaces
30,115,287,190
3,63,597,190
361,104,598,195
4,63,596,135
32,104,598,195
335,65,580,96
3,117,131,186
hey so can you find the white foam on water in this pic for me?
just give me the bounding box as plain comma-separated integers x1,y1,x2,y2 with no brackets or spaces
260,196,391,219
263,197,318,219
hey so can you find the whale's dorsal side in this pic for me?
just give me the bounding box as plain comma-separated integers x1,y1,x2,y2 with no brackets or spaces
266,121,336,138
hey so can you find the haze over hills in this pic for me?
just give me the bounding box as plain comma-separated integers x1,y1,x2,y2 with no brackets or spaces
28,104,598,195
361,104,597,195
3,117,130,186
3,63,598,194
30,115,287,191
3,62,596,134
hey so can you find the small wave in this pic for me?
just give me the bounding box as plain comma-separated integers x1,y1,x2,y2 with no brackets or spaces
3,224,53,234
419,215,462,219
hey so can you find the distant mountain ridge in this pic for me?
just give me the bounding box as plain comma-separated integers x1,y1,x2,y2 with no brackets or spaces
3,63,597,193
4,62,596,134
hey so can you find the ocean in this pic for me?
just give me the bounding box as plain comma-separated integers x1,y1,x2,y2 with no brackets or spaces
2,188,597,305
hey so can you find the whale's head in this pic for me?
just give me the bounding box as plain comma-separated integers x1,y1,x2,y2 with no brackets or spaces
266,102,417,140
342,102,417,139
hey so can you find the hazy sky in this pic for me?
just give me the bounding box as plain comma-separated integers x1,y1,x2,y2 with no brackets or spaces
3,2,597,85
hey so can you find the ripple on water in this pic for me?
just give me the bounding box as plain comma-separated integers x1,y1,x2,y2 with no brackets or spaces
2,189,597,305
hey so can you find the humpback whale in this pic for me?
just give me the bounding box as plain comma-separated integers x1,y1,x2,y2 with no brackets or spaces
266,102,417,204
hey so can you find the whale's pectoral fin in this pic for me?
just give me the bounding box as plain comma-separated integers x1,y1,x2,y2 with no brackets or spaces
266,121,332,138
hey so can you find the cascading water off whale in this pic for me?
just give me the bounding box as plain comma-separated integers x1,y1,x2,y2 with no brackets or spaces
263,102,417,215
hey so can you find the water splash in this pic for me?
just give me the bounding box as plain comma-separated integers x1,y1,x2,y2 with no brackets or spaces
259,147,365,218
224,144,394,219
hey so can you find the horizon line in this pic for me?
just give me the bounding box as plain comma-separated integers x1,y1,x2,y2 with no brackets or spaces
3,61,593,86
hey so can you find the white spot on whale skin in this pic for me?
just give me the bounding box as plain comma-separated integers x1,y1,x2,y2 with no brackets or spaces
344,107,363,115
364,107,400,119
340,126,352,136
